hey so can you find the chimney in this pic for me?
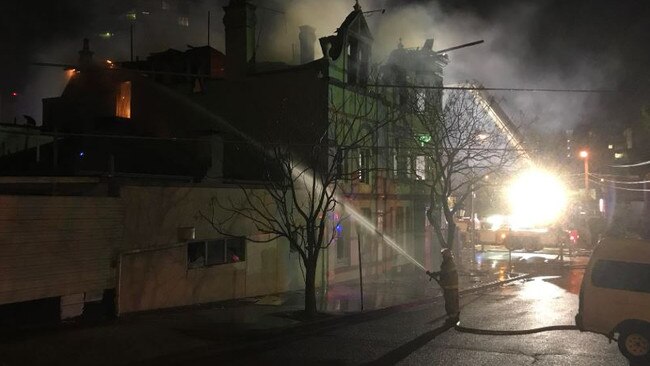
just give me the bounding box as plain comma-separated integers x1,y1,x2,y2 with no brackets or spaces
223,0,256,79
298,25,316,64
78,38,94,67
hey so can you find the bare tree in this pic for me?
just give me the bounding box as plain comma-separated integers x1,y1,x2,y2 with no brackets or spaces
403,87,525,250
200,93,392,317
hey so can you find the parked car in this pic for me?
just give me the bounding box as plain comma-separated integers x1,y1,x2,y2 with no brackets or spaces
575,236,650,364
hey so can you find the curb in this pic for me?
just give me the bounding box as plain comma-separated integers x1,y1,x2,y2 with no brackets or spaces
142,273,531,365
272,272,532,336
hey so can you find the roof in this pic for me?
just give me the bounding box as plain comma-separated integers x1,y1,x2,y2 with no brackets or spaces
319,6,373,61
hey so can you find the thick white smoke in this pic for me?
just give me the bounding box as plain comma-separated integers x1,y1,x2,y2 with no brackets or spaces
21,0,620,134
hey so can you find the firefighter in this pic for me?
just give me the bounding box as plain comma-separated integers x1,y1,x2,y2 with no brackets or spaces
427,248,460,325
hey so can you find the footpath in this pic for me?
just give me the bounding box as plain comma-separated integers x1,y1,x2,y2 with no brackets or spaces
0,249,537,366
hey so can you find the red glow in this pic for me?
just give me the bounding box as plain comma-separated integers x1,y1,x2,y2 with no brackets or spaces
11,92,17,97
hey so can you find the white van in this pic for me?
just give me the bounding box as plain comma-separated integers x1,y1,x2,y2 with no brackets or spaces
575,236,650,364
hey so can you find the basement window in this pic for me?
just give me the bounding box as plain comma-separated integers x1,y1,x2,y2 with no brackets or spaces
188,238,246,269
115,81,131,119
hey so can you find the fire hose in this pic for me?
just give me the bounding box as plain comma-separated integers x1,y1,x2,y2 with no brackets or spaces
454,324,579,335
427,271,579,335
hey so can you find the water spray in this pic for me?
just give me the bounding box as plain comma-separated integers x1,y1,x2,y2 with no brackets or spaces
339,201,427,272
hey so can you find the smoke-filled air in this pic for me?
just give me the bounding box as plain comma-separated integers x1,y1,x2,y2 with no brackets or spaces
9,0,622,133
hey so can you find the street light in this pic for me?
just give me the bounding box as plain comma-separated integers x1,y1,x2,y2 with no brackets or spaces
579,150,589,190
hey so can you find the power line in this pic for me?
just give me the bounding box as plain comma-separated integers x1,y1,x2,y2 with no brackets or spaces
369,84,617,94
0,128,534,152
609,160,650,168
32,62,619,94
588,178,650,192
589,173,650,185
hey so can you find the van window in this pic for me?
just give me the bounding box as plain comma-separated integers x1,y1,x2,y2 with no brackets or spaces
591,260,650,293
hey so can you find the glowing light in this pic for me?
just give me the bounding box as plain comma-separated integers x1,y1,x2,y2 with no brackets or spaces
11,92,17,97
507,168,567,229
106,60,113,64
485,215,505,231
607,144,613,150
599,198,605,213
579,150,588,158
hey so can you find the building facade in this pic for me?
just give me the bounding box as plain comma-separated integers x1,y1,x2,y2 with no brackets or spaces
0,0,453,321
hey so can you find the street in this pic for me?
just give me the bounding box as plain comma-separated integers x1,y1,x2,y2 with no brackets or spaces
207,261,627,365
0,248,635,366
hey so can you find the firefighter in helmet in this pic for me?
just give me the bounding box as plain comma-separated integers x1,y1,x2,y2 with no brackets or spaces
427,248,460,325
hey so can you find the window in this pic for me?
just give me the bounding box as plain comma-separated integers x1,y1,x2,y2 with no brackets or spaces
206,240,226,265
358,149,370,183
161,0,169,10
406,155,413,179
396,206,404,241
592,260,650,293
116,81,131,118
415,155,427,180
416,90,426,112
187,241,206,269
336,217,349,262
178,16,189,27
187,237,246,268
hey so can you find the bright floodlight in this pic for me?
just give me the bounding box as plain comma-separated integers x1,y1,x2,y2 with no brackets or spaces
507,168,567,229
579,150,588,158
485,214,505,231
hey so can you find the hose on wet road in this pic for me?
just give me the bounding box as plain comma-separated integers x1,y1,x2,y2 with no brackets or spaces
454,324,579,335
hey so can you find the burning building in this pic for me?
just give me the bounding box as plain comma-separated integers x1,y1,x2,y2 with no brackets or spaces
0,0,455,320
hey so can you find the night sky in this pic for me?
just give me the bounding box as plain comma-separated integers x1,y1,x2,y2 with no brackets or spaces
1,0,648,131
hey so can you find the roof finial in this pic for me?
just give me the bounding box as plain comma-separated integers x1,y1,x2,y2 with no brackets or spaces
354,0,361,12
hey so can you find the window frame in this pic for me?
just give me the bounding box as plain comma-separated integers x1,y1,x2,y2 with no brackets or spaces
591,259,650,294
187,237,246,269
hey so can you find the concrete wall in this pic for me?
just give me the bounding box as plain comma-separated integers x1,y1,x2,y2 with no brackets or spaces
117,184,314,314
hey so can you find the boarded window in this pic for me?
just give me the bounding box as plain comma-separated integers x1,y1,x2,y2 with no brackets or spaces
116,81,131,118
592,260,650,293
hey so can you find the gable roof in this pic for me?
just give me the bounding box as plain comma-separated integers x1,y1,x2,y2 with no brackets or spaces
319,6,373,61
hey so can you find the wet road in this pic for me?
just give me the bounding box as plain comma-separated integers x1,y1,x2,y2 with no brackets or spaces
220,265,628,365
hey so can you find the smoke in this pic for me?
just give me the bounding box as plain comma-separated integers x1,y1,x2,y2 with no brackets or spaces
251,0,621,134
372,1,619,134
7,0,624,133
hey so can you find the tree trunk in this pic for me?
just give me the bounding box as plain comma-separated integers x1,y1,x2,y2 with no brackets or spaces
447,220,456,250
303,257,318,317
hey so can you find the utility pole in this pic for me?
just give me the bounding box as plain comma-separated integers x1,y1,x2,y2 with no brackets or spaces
207,11,211,47
130,24,134,62
580,150,589,191
469,185,476,262
356,225,364,311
